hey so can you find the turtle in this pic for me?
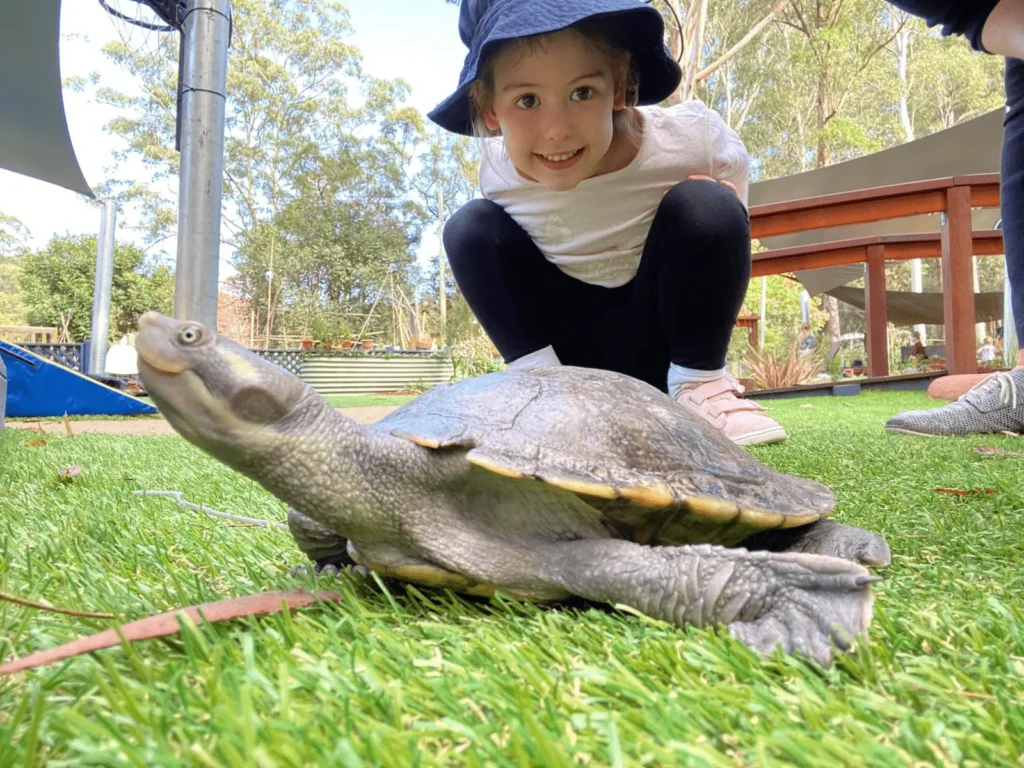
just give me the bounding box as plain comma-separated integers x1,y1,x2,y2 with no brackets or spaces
135,311,891,666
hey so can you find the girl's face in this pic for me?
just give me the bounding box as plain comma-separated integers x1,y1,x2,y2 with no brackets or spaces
483,31,627,191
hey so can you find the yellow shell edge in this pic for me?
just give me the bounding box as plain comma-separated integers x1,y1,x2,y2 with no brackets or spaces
618,484,675,508
540,476,619,500
467,452,526,479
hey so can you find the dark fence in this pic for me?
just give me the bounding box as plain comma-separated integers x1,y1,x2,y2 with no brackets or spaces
21,343,82,371
13,343,445,377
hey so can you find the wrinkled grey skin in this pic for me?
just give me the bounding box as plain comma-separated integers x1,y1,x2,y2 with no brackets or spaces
136,312,891,666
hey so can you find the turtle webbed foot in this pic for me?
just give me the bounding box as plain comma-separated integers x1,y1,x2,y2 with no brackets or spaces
740,519,891,567
727,553,879,666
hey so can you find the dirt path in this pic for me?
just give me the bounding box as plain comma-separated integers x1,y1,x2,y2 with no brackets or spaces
6,405,401,436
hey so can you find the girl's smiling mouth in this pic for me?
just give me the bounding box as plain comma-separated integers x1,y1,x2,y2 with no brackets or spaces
535,148,585,170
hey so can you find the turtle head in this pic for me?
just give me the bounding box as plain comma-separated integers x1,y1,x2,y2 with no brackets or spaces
135,311,308,469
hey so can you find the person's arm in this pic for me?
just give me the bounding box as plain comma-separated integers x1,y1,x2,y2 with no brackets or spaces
691,107,749,206
983,0,1024,58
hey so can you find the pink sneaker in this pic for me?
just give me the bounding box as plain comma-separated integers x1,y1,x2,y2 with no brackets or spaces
674,375,787,446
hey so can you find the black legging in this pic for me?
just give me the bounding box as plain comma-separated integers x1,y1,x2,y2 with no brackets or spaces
885,0,1024,342
443,179,751,392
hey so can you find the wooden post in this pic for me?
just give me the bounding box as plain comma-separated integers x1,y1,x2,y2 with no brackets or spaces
941,186,976,374
865,244,889,377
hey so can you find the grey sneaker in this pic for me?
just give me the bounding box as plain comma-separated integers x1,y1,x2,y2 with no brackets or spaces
885,370,1024,437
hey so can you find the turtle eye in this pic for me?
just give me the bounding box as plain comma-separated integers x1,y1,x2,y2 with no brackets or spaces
178,325,203,345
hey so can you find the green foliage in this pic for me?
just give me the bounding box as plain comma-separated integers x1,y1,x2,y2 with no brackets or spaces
732,274,828,362
97,0,448,349
0,212,30,256
18,234,173,342
450,354,505,382
0,256,28,327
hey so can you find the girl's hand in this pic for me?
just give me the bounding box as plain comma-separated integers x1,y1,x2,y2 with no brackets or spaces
686,174,738,196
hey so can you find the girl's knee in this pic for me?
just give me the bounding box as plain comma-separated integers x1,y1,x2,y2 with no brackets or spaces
658,179,750,244
443,199,506,261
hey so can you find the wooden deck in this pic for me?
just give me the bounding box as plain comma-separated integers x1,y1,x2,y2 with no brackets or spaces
747,173,1002,377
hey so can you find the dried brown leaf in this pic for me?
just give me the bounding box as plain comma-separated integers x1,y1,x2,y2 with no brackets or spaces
934,487,998,496
972,446,1024,457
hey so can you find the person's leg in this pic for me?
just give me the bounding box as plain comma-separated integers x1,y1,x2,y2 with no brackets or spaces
444,199,653,376
645,180,752,372
627,179,786,445
881,4,1024,435
443,199,565,367
1001,57,1024,367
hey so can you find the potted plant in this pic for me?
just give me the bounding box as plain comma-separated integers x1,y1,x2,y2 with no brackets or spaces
360,338,374,351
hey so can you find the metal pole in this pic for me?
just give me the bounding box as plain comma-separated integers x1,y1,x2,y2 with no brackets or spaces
174,0,231,326
438,183,446,345
974,256,985,345
910,258,926,343
759,276,767,349
87,200,117,375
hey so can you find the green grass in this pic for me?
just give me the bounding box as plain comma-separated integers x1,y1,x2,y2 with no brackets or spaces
322,393,418,408
1,390,1022,766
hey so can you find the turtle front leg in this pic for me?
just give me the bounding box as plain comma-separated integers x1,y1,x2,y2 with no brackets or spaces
535,540,879,666
738,520,891,567
286,508,357,572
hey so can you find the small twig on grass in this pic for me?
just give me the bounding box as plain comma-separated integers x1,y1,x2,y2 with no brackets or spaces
0,590,342,674
133,490,289,531
0,590,114,619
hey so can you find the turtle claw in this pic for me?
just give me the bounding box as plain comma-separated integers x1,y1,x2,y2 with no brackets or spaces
289,563,370,580
727,555,876,666
742,520,892,568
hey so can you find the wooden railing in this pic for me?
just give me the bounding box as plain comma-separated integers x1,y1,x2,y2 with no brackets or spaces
747,173,1002,376
0,326,59,343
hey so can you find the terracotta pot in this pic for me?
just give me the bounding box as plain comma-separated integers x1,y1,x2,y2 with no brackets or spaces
360,339,374,351
341,339,354,350
300,338,314,351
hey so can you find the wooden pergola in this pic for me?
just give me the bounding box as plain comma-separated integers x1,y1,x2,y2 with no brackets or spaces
747,173,1002,377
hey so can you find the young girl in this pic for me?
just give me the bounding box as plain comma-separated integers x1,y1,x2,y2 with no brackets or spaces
427,0,786,446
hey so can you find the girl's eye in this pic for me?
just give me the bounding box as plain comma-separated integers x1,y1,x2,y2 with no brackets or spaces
570,86,594,102
178,326,203,345
514,93,539,109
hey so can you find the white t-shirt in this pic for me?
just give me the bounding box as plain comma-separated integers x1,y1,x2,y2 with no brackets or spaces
478,100,749,288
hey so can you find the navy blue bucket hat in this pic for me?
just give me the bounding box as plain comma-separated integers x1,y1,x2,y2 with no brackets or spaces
428,0,682,136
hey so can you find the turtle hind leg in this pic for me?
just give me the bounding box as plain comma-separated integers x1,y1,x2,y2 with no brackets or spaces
286,508,356,571
738,519,891,567
533,538,877,666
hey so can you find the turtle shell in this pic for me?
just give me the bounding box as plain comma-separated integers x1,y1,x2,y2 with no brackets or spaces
374,366,835,547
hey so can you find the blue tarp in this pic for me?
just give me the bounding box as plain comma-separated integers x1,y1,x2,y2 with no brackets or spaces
0,350,6,431
0,341,157,417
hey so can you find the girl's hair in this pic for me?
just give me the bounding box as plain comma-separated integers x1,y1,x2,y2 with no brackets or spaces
469,19,642,144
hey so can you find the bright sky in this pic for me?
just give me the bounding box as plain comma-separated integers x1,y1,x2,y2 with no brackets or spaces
0,0,465,281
